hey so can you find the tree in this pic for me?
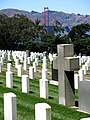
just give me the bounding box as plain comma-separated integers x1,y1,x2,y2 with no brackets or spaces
52,20,64,36
74,38,90,55
68,24,90,42
0,14,69,53
0,14,11,49
11,14,35,50
32,18,47,41
67,24,90,55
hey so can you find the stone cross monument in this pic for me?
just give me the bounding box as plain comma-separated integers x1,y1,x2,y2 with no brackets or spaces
57,44,79,107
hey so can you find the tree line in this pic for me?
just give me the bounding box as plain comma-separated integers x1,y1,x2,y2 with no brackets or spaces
0,13,90,55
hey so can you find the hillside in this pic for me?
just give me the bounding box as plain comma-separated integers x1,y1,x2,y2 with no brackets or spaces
0,8,90,27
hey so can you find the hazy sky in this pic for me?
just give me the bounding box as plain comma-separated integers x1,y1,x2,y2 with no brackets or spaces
0,0,90,15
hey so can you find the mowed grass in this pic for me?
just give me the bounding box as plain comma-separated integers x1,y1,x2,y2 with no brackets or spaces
0,56,90,120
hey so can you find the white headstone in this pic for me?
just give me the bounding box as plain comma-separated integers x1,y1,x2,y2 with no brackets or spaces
85,62,89,70
42,69,47,80
42,57,47,70
6,71,13,88
29,66,34,79
23,60,27,70
74,73,79,89
33,62,37,72
35,58,38,66
17,65,22,77
15,59,19,68
40,79,48,99
7,51,11,61
82,65,87,75
79,68,84,81
27,57,31,64
30,52,34,61
4,92,17,120
7,63,11,72
24,52,27,61
1,57,4,65
20,56,23,63
22,75,29,93
35,103,51,120
80,118,90,120
79,57,82,66
49,53,53,64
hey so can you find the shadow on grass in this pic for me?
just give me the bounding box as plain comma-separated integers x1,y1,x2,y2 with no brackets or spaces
13,85,18,88
29,90,35,94
0,81,3,84
49,96,53,99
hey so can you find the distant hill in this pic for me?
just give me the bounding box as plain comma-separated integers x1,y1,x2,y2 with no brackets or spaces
0,8,90,27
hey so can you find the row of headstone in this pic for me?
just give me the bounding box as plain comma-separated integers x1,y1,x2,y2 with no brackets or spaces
1,48,90,119
4,50,50,99
7,50,54,80
11,51,45,73
6,68,49,99
74,57,90,89
4,92,51,120
4,48,90,109
11,51,39,76
1,48,90,107
3,51,52,119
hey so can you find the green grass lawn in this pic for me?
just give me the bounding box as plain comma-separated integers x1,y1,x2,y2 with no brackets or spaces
0,56,90,120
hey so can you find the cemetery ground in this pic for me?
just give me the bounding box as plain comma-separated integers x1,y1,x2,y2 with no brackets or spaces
0,55,90,120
